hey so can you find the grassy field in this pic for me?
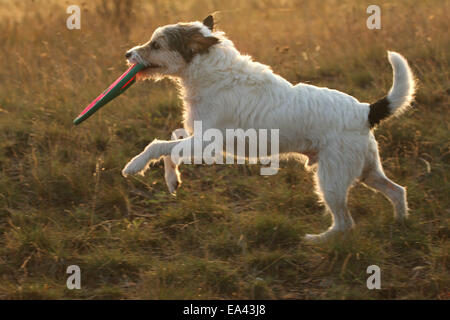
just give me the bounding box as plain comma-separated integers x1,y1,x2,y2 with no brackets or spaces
0,0,448,299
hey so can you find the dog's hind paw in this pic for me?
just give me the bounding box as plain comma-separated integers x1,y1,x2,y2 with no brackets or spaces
303,233,329,244
303,225,353,244
303,229,340,243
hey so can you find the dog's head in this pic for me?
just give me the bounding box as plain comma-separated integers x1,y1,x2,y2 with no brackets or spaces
125,15,219,79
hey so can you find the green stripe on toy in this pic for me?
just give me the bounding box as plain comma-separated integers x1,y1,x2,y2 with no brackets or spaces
73,63,146,125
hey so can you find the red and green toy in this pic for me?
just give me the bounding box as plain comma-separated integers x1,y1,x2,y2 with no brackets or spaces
73,63,145,125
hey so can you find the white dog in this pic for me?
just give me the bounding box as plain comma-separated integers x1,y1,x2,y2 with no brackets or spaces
122,16,415,242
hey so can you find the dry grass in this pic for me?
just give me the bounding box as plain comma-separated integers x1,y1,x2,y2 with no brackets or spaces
0,0,448,299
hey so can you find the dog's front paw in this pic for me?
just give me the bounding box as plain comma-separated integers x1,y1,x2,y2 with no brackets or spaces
164,158,182,194
165,168,181,194
122,155,149,177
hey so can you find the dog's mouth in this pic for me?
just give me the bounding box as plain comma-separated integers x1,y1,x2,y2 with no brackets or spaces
133,62,165,80
136,63,164,78
127,57,163,71
127,55,164,79
143,62,163,69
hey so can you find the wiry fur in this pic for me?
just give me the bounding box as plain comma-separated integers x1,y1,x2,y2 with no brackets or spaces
369,52,416,127
122,16,416,242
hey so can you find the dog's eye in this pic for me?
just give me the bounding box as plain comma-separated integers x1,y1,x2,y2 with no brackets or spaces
151,42,161,50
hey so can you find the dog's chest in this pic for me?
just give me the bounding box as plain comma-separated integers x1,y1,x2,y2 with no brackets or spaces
181,98,203,134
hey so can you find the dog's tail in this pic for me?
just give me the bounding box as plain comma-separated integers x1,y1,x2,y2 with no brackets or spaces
368,51,415,128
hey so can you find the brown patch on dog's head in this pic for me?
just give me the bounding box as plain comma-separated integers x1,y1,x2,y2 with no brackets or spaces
189,32,219,54
125,18,220,79
163,23,219,63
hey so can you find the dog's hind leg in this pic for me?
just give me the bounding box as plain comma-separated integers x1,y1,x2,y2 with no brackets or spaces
360,139,408,219
304,143,365,243
361,168,408,220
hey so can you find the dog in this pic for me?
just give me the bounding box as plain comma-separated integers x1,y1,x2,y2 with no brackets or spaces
122,15,415,242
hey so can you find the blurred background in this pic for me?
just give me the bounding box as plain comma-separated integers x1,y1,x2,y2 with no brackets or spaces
0,0,448,299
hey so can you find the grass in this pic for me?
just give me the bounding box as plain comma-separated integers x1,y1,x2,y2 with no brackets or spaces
0,0,448,299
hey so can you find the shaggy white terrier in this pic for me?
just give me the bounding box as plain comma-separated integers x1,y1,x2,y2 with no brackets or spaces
122,16,415,242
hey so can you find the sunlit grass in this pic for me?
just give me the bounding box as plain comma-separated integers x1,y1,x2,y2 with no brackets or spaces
0,0,448,299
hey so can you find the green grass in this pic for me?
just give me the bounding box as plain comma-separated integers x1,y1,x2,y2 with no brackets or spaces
0,0,448,299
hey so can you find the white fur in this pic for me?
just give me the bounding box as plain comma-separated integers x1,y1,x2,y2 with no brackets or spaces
122,20,415,242
386,51,416,115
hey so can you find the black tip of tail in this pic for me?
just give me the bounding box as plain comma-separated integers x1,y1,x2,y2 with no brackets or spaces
368,96,390,128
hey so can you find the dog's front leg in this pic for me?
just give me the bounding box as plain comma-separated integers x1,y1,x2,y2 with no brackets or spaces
163,156,181,194
163,129,189,194
122,135,194,177
122,138,163,177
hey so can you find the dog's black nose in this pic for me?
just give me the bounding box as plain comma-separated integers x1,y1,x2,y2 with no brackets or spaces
125,52,132,58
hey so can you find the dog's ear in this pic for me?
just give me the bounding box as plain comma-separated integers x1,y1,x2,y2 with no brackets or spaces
202,15,214,31
188,32,219,55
